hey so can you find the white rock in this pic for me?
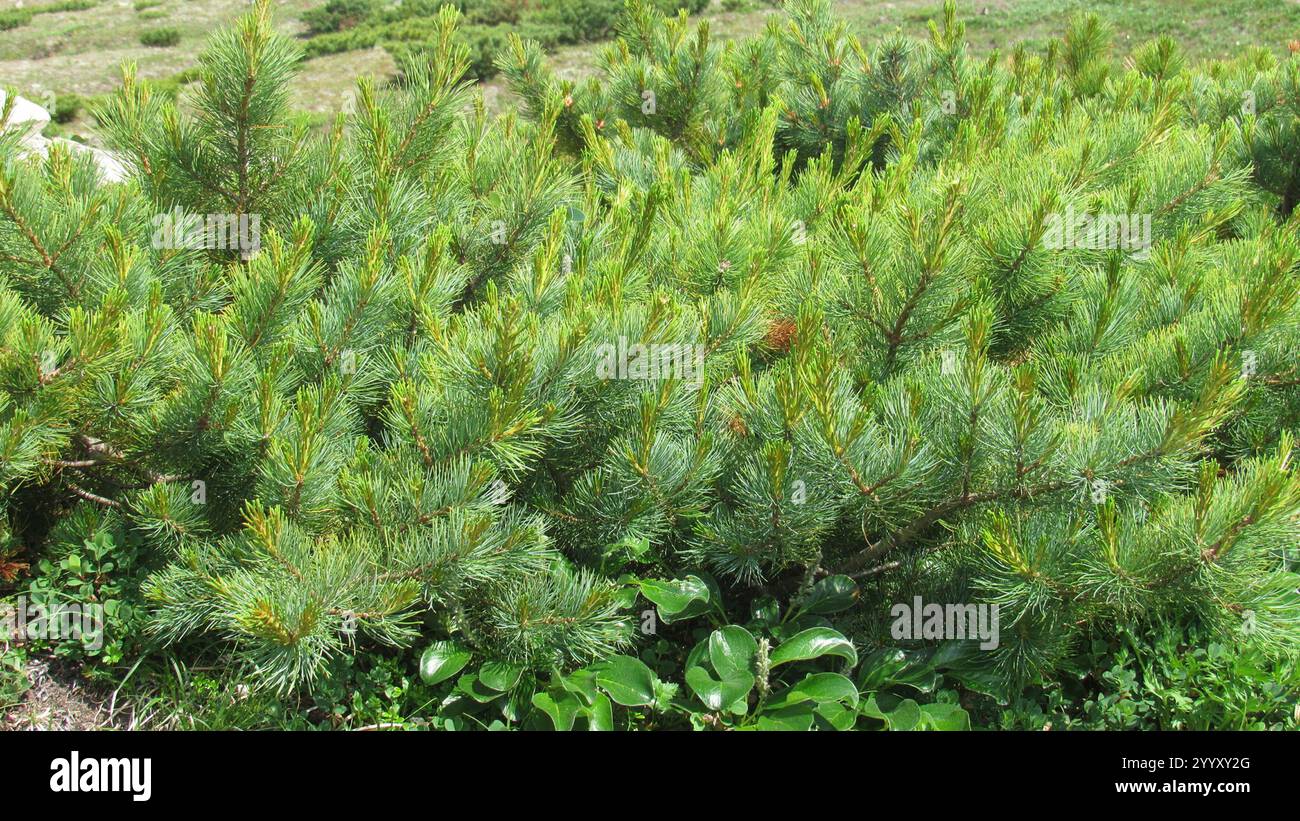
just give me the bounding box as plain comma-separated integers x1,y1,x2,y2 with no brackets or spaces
0,89,52,147
1,90,129,184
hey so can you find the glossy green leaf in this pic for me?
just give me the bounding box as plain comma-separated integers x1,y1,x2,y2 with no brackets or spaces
684,636,710,672
749,595,780,628
944,665,1013,705
770,628,858,668
560,667,600,705
892,668,940,694
861,693,886,720
639,575,711,622
478,661,523,692
685,664,754,712
613,584,640,609
920,702,971,731
816,700,859,731
419,641,471,686
770,614,833,643
787,672,860,707
856,647,941,693
585,693,614,731
532,691,582,731
755,702,815,731
595,655,657,706
885,698,921,731
857,647,909,690
928,640,981,670
456,673,501,703
606,533,649,559
798,575,858,615
708,625,757,679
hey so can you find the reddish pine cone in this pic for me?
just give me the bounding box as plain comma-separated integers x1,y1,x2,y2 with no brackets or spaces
765,317,797,353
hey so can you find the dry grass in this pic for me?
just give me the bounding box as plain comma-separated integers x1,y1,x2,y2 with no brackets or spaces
1,657,127,730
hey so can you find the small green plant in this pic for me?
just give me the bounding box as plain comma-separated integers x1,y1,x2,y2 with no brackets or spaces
1085,626,1299,730
23,523,146,668
52,92,83,124
302,0,376,34
0,646,30,711
0,10,33,30
139,26,181,47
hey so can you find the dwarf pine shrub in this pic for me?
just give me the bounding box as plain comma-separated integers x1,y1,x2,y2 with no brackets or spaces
0,0,1296,728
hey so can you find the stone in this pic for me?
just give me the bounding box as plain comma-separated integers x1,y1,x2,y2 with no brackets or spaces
0,89,52,149
0,89,129,184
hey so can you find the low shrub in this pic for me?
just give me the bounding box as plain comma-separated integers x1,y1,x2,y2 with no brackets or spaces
0,10,33,30
459,0,526,26
44,0,99,11
301,0,377,34
139,27,182,47
21,516,148,668
52,92,83,124
529,0,624,43
301,28,379,59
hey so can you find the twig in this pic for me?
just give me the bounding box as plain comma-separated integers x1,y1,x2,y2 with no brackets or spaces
66,482,120,508
847,559,902,580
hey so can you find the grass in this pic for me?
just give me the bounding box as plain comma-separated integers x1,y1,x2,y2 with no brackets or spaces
3,0,1298,144
481,0,1300,113
847,0,1300,61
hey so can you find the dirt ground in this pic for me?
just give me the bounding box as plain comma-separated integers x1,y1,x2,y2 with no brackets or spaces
1,656,127,731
